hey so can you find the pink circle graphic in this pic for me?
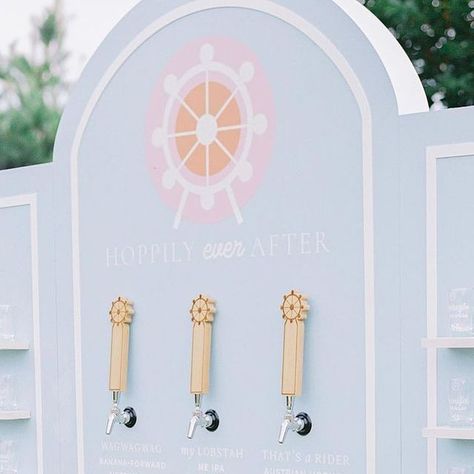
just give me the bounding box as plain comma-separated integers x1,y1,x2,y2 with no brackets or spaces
146,37,275,229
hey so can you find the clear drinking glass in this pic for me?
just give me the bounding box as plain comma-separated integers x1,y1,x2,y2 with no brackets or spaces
449,377,473,426
0,440,18,473
0,376,18,411
448,468,474,474
449,288,474,336
0,305,15,341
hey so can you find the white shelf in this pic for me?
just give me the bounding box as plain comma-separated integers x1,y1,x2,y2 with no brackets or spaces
0,340,29,351
423,426,474,440
422,337,474,349
0,410,31,421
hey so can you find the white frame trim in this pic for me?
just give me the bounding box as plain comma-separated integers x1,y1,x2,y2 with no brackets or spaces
422,337,474,349
0,340,29,350
0,410,31,421
425,142,474,474
70,2,377,472
423,426,474,441
0,193,43,474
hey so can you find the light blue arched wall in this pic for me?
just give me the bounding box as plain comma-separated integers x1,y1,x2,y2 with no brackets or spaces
0,1,472,473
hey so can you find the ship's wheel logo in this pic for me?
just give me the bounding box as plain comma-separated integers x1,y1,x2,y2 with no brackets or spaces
147,38,274,229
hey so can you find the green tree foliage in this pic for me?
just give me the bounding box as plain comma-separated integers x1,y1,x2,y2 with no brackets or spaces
362,0,474,108
0,4,68,170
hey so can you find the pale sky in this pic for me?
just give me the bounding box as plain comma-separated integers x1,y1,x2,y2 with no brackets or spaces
0,0,141,80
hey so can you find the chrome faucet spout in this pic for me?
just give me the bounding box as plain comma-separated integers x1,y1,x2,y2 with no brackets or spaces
106,409,117,435
186,395,219,439
105,391,137,435
278,417,292,444
187,413,202,439
278,396,312,444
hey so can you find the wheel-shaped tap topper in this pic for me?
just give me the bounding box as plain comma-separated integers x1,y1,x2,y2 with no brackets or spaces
190,294,215,324
189,294,216,395
281,290,309,323
147,38,274,229
110,297,134,325
281,291,309,397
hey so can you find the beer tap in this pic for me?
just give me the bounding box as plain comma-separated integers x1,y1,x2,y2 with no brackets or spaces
187,295,219,439
106,297,137,435
278,291,312,444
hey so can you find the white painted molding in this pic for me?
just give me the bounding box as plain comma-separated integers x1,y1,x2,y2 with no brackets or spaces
0,410,31,421
422,337,474,349
0,194,43,474
423,427,474,441
332,0,429,115
425,142,474,474
0,340,29,350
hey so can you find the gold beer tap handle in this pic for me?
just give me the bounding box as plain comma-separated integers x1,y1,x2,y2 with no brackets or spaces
106,296,136,435
278,290,312,443
187,295,219,438
189,294,215,394
281,290,308,396
109,296,134,392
